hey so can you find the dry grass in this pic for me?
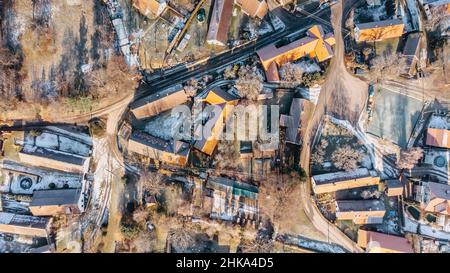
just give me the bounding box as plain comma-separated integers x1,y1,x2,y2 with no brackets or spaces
16,0,96,92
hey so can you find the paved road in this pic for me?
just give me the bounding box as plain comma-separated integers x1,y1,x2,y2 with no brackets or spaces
134,7,332,101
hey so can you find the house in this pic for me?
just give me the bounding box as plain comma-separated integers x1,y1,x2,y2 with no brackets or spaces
193,104,227,155
426,128,450,149
311,168,380,194
0,160,83,195
402,33,421,78
194,89,239,155
420,182,450,215
354,19,404,42
17,128,92,174
128,130,190,166
18,147,90,174
0,212,51,238
357,229,414,253
280,98,315,145
235,0,269,19
132,0,167,18
206,0,234,46
257,25,335,80
199,88,240,105
205,176,259,223
130,85,188,120
335,200,386,224
29,188,85,216
386,179,404,197
258,25,335,70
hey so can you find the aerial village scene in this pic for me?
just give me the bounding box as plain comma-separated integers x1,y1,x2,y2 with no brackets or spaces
0,0,448,254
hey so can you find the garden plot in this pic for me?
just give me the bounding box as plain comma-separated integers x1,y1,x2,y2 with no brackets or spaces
311,118,372,174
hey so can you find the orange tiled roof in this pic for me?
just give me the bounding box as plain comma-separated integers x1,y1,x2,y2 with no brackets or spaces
426,128,450,148
132,0,166,17
354,19,404,42
235,0,269,19
257,25,335,71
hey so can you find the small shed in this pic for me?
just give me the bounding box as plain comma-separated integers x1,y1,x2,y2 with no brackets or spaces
386,179,404,197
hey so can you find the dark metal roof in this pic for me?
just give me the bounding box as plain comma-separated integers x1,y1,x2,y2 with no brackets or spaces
355,19,403,30
336,200,385,212
403,33,420,56
130,84,184,109
0,212,50,229
130,130,190,156
21,147,87,166
206,176,259,198
30,189,81,207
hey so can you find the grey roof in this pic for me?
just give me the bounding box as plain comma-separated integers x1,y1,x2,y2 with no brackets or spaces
386,179,403,189
30,188,81,207
403,33,420,57
427,182,450,200
130,130,190,156
193,103,226,151
21,146,87,166
206,176,259,198
355,19,403,30
402,33,420,74
336,200,386,212
284,98,303,144
0,212,49,229
312,168,378,186
131,84,184,109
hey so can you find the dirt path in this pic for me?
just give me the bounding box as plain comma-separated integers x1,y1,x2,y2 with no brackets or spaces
103,171,125,252
300,1,368,172
297,1,367,252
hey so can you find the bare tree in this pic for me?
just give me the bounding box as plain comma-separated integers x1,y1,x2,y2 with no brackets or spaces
239,238,274,253
130,230,155,253
0,45,21,111
132,206,149,225
87,55,140,99
223,65,238,79
426,8,450,30
397,147,423,170
213,140,242,171
279,62,304,83
168,226,195,252
235,65,263,101
370,52,408,81
183,78,199,97
331,145,364,171
311,139,328,165
258,173,301,224
140,169,165,197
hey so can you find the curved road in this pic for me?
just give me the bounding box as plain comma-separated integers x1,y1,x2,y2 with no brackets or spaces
298,1,368,253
